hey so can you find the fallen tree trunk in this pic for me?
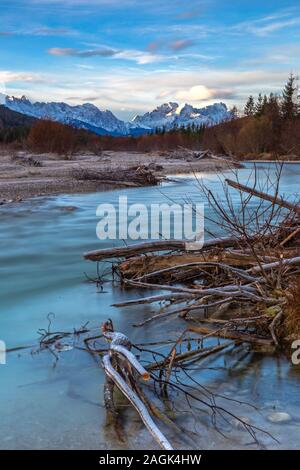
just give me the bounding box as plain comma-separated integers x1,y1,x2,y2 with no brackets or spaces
123,279,277,304
112,292,197,307
101,322,173,450
249,255,300,274
102,355,173,450
84,236,239,261
226,178,300,214
84,240,186,261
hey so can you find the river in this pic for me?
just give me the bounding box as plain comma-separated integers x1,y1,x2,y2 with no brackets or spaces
0,162,299,449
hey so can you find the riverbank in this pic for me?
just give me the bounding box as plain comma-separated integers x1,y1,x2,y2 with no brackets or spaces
0,149,240,202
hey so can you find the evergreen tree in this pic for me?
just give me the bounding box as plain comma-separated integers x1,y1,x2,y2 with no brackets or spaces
255,93,263,116
244,95,255,116
230,106,238,119
266,93,280,121
281,73,299,120
262,95,268,114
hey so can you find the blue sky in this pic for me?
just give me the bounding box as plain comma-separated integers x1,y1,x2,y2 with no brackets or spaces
1,0,300,120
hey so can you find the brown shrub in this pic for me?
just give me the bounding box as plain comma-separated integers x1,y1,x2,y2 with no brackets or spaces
237,116,274,154
27,120,78,155
280,120,300,156
201,115,300,158
202,118,247,155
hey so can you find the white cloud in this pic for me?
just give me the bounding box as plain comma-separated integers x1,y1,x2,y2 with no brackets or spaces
249,18,300,36
233,8,300,37
0,70,45,83
175,85,212,101
75,63,95,69
113,49,163,65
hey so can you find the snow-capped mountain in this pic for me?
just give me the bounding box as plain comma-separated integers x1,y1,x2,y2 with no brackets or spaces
132,102,231,130
3,95,232,135
5,95,131,135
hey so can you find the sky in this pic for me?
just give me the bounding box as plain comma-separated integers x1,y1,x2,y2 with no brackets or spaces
1,0,300,120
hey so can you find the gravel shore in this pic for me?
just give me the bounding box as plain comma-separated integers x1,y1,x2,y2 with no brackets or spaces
0,149,241,202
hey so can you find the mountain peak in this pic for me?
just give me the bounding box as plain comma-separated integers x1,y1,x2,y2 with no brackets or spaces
157,102,178,112
7,94,31,104
179,103,196,116
132,101,231,130
81,102,98,110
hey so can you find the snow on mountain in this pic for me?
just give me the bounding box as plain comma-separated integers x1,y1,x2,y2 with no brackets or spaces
132,102,231,129
5,95,129,135
3,95,231,135
132,102,178,129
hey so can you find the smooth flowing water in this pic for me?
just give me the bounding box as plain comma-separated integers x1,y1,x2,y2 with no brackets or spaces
0,162,300,449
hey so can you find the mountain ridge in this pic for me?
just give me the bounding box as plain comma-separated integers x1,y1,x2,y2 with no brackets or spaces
3,95,232,136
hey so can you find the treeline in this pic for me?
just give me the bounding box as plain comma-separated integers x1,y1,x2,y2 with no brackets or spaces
0,126,31,144
9,118,206,155
244,73,299,120
202,74,300,158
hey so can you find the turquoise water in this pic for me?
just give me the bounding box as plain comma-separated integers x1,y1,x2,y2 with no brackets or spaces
0,162,300,449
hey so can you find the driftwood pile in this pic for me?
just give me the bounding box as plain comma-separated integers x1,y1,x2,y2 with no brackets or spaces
168,146,239,165
85,169,300,350
10,153,42,167
82,165,300,448
72,164,162,187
